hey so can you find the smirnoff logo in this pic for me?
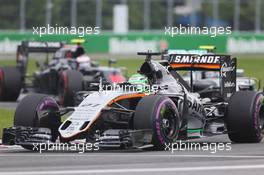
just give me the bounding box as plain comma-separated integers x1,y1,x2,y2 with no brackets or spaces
172,55,220,64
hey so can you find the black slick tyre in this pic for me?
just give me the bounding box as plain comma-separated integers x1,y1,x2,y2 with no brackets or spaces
226,91,264,143
14,94,60,150
134,95,180,150
58,70,83,106
0,66,22,101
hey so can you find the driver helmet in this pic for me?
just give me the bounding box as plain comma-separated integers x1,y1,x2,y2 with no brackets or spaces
128,74,149,92
77,55,91,69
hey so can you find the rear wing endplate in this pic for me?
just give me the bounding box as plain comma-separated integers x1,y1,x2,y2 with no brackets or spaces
16,41,64,77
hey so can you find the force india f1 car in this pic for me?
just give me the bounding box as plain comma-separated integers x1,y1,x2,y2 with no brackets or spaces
0,41,125,106
2,52,264,150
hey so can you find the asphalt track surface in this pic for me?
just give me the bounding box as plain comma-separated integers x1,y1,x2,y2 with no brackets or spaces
1,135,264,175
0,94,25,109
0,102,18,109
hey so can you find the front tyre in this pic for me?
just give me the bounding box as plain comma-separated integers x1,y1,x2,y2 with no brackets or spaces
134,95,180,149
226,91,264,143
14,94,60,150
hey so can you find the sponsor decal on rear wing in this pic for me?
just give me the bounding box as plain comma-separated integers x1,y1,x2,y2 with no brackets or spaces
20,41,64,53
168,54,222,70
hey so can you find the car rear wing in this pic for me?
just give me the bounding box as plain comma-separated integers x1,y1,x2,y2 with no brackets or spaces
16,41,64,76
167,54,237,100
19,41,64,55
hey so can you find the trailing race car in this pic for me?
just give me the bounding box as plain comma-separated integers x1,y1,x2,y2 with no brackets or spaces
0,41,126,106
182,69,259,92
2,51,264,151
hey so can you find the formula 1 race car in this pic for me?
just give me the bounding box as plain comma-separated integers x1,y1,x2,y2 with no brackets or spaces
2,51,264,151
0,41,126,106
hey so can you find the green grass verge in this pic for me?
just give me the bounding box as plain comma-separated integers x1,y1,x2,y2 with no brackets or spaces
0,108,14,138
237,58,264,88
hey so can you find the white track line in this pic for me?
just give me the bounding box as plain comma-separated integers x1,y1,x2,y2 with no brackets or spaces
1,164,264,175
0,154,264,159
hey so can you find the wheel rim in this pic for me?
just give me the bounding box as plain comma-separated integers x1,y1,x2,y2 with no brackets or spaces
254,94,264,140
158,102,178,141
37,98,59,126
37,98,59,111
258,100,264,131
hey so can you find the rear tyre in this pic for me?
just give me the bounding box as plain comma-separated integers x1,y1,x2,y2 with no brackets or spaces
58,70,83,106
0,66,22,101
226,91,264,143
14,94,60,150
134,95,180,150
